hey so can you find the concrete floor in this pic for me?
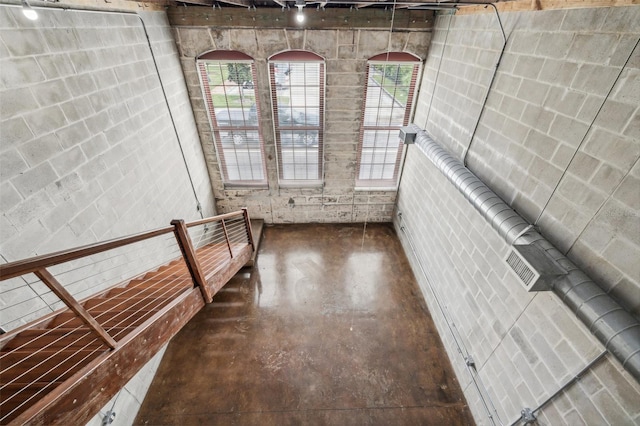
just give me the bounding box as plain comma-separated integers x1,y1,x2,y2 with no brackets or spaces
134,224,474,425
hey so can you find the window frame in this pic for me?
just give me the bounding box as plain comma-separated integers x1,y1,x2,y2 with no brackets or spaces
268,50,326,187
356,52,422,189
197,50,268,188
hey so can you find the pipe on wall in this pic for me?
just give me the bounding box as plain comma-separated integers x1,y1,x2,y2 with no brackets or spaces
413,129,640,383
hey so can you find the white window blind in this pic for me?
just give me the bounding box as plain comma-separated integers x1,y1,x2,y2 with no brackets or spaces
197,51,267,186
357,53,420,188
269,51,325,184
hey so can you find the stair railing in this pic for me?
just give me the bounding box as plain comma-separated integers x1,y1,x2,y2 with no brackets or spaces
0,209,252,346
0,209,253,425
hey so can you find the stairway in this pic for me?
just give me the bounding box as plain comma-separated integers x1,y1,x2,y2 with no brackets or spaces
0,212,260,425
0,258,195,424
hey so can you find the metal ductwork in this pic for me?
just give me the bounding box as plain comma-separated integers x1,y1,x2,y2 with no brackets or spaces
411,128,640,383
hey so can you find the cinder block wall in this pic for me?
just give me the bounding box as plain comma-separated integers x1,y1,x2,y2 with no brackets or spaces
173,25,431,223
0,7,213,327
398,6,640,425
0,7,214,423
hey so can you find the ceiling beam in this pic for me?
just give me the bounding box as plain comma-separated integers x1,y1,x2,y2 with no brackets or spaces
216,0,253,6
168,6,434,28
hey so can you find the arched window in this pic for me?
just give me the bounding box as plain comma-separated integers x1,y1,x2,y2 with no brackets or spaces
356,52,421,188
268,51,325,184
197,50,267,186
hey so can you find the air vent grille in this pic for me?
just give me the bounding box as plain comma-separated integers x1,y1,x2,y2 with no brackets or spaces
504,246,548,292
506,250,536,285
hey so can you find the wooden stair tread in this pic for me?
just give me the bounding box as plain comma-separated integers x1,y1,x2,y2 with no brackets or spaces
1,349,98,385
107,285,190,297
2,328,130,351
0,213,255,425
1,381,62,424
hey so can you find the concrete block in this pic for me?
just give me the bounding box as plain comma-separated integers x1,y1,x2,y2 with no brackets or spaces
543,86,586,118
519,104,555,133
0,57,46,87
593,358,640,418
0,86,38,119
612,171,640,211
524,130,558,159
6,191,55,229
528,156,563,190
0,28,47,57
592,98,635,134
65,73,98,98
31,79,72,107
538,58,579,88
513,56,545,81
550,142,573,169
69,204,100,237
0,149,28,182
46,172,83,205
56,121,92,149
11,161,58,198
601,5,640,32
19,134,64,167
602,238,640,283
508,31,540,55
357,30,389,59
177,28,215,58
535,32,575,60
36,54,76,80
0,117,34,150
583,128,638,172
84,111,113,134
24,105,68,137
559,7,607,32
59,98,91,124
516,79,549,106
0,219,46,261
0,182,22,212
590,163,624,195
548,115,589,148
50,146,87,177
566,151,599,181
568,33,622,65
571,64,619,96
88,89,116,114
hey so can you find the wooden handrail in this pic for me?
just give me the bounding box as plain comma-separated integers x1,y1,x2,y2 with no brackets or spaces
0,226,175,281
0,211,250,282
0,210,255,424
184,210,245,228
34,268,117,349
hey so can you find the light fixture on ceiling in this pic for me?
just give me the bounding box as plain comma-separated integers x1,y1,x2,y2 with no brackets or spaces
21,0,38,20
295,0,305,23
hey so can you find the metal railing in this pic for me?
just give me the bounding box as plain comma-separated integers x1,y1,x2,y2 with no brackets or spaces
0,209,253,425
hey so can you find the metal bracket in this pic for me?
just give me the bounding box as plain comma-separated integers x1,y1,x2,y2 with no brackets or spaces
520,407,535,424
399,125,418,144
465,355,475,368
101,410,116,426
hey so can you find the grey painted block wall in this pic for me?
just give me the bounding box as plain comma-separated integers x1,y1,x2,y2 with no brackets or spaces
0,7,214,424
413,6,640,318
0,7,213,328
173,26,432,223
402,5,640,425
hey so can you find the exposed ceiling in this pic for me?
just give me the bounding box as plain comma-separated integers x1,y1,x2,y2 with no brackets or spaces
170,0,496,10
